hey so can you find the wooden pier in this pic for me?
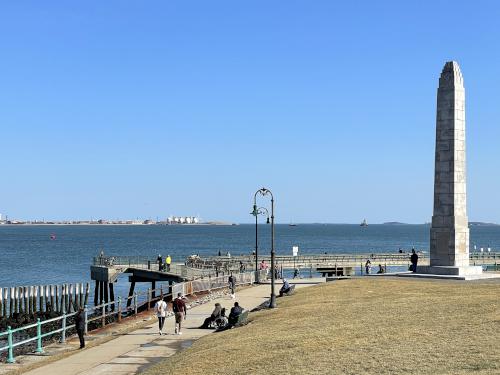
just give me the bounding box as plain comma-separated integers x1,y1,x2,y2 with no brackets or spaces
90,255,239,308
190,252,500,270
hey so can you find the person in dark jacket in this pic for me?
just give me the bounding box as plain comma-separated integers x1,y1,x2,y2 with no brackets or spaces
75,307,86,349
410,248,419,272
199,303,222,329
228,273,236,299
228,302,243,326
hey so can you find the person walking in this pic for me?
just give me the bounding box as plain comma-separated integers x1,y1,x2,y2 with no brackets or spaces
154,294,168,335
75,307,86,349
172,293,186,335
365,259,372,274
165,254,172,272
228,273,236,299
410,248,419,273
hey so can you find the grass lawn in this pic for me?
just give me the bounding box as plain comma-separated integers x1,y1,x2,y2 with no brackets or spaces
143,278,500,375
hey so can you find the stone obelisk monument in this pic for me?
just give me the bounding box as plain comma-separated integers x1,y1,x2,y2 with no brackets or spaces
419,61,482,277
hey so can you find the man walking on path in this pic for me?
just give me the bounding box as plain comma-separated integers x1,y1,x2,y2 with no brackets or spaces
410,248,419,273
172,293,186,335
228,273,236,299
154,294,168,335
75,307,86,349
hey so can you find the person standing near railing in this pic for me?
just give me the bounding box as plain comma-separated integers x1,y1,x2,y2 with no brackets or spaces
157,254,163,271
75,307,86,349
166,255,172,272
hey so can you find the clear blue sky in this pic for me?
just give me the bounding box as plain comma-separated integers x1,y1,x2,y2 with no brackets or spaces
1,1,500,223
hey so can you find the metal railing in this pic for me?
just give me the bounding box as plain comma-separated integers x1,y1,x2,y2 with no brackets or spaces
0,271,260,363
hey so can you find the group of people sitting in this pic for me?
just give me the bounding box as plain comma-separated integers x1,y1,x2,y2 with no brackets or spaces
199,301,244,331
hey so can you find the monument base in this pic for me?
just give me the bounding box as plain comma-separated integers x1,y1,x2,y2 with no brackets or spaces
417,265,483,276
397,265,500,280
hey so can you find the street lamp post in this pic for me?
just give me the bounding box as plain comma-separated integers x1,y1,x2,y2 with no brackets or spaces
251,205,269,283
252,187,276,308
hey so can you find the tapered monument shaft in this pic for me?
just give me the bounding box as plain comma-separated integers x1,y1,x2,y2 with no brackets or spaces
429,61,469,267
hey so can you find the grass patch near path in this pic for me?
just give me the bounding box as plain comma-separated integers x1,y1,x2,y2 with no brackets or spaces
144,278,500,375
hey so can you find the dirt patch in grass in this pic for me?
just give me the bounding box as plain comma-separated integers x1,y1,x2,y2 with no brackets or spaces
143,278,500,375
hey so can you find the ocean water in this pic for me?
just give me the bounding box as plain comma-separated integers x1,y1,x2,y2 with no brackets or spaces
1,224,499,299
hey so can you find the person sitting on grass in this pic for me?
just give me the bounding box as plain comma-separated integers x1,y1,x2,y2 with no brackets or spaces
199,303,222,329
228,302,243,326
279,279,291,297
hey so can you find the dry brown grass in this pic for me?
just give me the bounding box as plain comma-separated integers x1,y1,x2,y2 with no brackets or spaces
143,278,500,375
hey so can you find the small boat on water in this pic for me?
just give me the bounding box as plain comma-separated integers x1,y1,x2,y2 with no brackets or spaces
360,219,368,227
289,223,297,227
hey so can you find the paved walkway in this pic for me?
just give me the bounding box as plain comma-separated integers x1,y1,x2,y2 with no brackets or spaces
19,279,324,375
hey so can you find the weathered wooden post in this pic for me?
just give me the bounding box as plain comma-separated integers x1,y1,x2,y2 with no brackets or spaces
39,285,44,313
31,286,36,314
0,288,3,318
147,288,151,311
45,285,50,312
94,281,99,307
55,285,60,313
61,305,66,343
74,284,80,309
109,283,115,311
68,284,74,312
84,305,88,335
50,285,55,311
117,297,122,323
14,287,19,314
133,293,138,316
101,300,106,327
33,286,39,315
9,288,14,318
84,283,90,307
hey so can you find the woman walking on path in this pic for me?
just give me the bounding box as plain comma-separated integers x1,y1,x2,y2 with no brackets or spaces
154,294,168,335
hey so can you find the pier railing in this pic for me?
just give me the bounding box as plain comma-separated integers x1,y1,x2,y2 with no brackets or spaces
92,256,227,279
0,271,260,363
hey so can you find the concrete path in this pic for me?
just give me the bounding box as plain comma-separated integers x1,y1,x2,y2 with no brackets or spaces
21,279,324,375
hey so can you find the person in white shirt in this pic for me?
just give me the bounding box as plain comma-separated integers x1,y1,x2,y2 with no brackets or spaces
154,294,168,335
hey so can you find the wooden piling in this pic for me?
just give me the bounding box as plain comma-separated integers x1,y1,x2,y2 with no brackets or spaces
84,283,90,307
34,286,39,315
68,284,74,312
30,286,35,314
0,288,3,318
74,284,79,309
104,281,109,309
55,285,60,313
9,288,14,317
45,285,50,312
99,281,104,306
64,284,69,312
109,283,115,311
94,281,99,307
3,288,8,317
39,285,44,313
49,285,54,312
14,287,19,314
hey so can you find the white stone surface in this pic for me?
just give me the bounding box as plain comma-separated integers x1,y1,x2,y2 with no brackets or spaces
429,61,473,270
